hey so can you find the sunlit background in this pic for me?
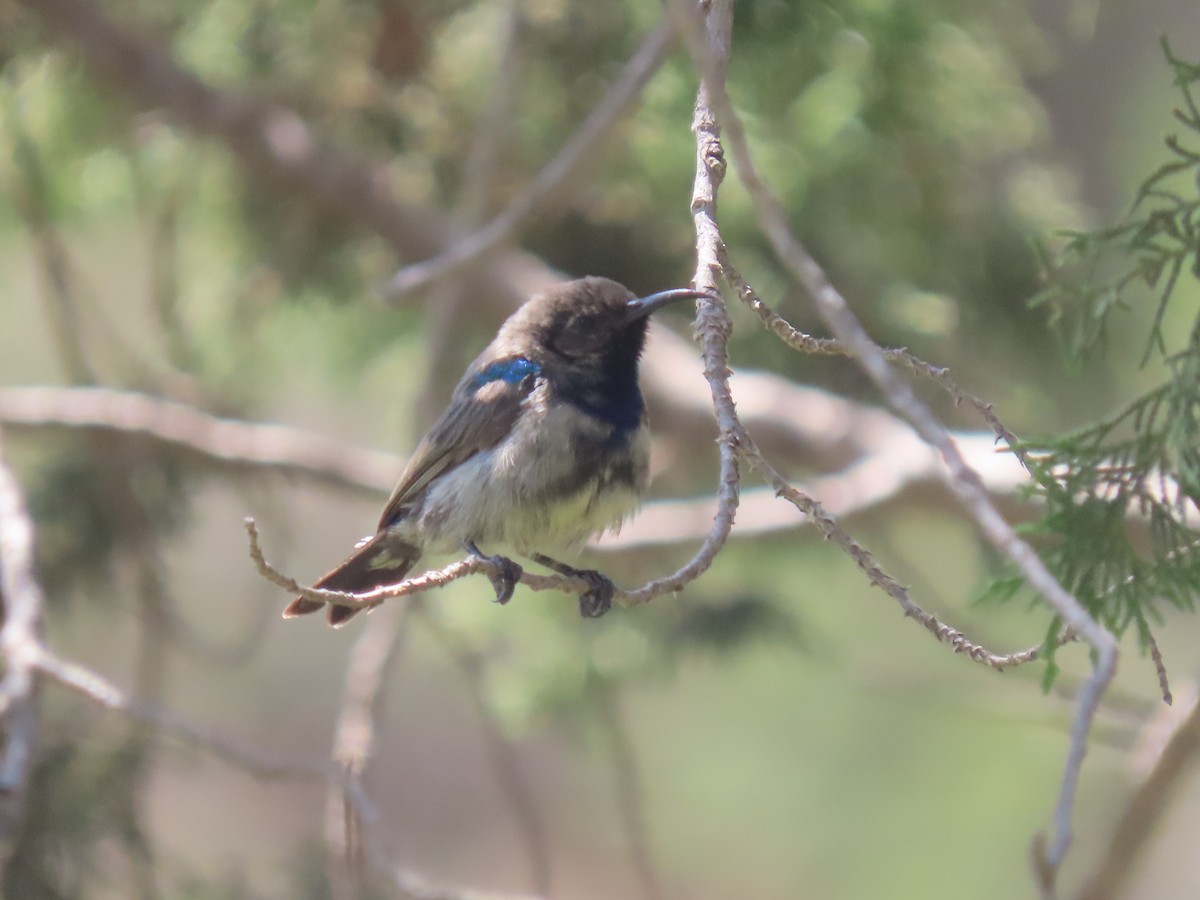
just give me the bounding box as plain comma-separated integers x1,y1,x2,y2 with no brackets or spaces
3,1,1200,898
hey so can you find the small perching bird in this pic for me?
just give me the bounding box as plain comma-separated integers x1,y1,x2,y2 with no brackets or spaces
284,276,711,626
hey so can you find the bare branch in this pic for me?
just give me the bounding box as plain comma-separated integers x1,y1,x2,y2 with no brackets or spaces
0,386,398,497
598,430,1029,549
1145,628,1172,706
4,99,95,383
720,257,1032,470
418,608,552,895
326,602,410,898
1076,687,1200,900
385,19,676,300
671,0,1117,881
618,0,741,608
246,518,608,613
595,686,662,900
739,436,1056,670
247,517,484,609
0,435,46,874
35,645,334,779
35,644,538,900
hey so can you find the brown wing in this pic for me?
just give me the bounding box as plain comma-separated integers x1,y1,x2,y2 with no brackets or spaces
376,371,534,530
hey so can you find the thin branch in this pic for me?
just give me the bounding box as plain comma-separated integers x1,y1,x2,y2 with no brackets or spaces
35,645,335,780
597,431,1029,549
0,436,46,875
1076,688,1200,900
20,0,550,314
619,0,741,607
35,645,538,900
720,256,1032,471
385,19,676,300
3,93,96,384
418,608,552,896
1144,622,1172,707
326,602,410,899
595,686,662,900
671,0,1117,883
739,435,1060,670
247,517,489,608
416,0,528,425
247,518,609,613
0,386,398,497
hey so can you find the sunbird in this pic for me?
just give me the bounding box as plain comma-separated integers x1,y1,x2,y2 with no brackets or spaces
284,276,710,626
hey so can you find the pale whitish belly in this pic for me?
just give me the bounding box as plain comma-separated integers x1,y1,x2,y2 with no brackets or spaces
412,401,650,556
413,449,644,555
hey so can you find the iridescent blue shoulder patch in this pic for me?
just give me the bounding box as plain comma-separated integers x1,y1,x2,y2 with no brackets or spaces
470,357,541,389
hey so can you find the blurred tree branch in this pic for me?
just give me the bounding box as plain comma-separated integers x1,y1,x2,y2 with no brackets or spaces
1077,686,1200,900
417,607,552,895
7,0,1178,896
0,385,1086,547
326,601,410,899
386,18,676,300
0,438,45,878
0,385,397,497
0,431,544,898
670,0,1115,890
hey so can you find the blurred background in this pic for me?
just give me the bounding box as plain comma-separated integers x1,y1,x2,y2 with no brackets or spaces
2,0,1200,898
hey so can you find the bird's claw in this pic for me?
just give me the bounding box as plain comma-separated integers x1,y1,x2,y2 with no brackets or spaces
467,542,522,605
485,555,522,605
530,553,613,618
576,571,614,619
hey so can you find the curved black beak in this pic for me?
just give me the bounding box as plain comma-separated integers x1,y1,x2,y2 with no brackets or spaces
625,287,715,322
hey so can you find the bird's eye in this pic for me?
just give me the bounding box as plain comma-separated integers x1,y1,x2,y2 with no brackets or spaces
550,314,604,355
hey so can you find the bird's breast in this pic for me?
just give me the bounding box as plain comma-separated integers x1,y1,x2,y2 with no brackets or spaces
414,389,650,555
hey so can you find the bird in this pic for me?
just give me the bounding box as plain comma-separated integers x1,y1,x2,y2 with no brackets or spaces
283,276,711,626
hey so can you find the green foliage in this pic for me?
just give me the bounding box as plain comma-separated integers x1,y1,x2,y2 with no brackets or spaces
1033,40,1200,362
1000,42,1200,672
1007,379,1200,656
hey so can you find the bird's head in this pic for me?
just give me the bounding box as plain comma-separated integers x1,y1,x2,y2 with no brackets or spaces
496,277,710,370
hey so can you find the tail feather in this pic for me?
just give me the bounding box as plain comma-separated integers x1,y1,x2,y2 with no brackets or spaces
282,534,421,627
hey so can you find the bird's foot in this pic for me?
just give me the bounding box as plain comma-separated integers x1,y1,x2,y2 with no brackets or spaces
466,541,523,605
531,553,614,618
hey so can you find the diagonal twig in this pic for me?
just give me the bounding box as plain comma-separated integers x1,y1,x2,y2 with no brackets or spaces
595,685,662,900
34,644,540,900
739,435,1069,670
417,607,552,895
667,0,1044,675
1076,686,1200,900
245,517,605,611
670,0,1117,886
385,19,676,300
325,601,411,898
720,255,1033,471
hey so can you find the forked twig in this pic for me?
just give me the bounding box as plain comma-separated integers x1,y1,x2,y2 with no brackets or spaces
386,20,676,300
671,0,1117,886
